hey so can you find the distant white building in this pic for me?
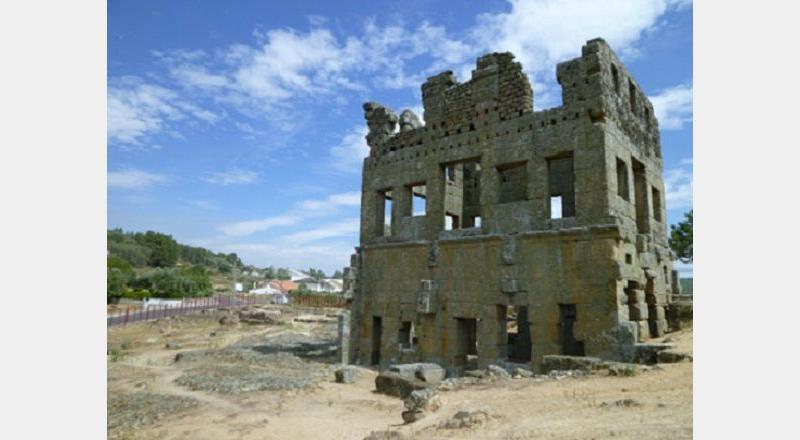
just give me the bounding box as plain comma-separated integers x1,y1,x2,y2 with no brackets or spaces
249,285,282,295
295,277,344,293
288,268,308,281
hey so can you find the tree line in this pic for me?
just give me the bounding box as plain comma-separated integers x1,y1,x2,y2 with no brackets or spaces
107,229,227,301
107,229,300,302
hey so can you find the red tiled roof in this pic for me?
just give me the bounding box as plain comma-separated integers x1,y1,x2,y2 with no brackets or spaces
268,279,299,293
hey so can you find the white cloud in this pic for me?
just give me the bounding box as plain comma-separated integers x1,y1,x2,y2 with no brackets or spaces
218,215,299,237
161,19,472,115
218,190,360,237
664,158,693,209
472,0,689,108
231,28,361,100
108,169,168,189
190,200,218,210
169,64,229,90
107,77,219,146
118,0,691,149
203,169,259,186
202,218,361,272
282,219,360,244
107,81,179,145
329,126,369,174
234,121,266,138
140,1,688,141
650,83,693,130
297,191,361,211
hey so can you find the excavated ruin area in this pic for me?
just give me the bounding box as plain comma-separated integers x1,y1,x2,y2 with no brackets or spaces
107,306,691,440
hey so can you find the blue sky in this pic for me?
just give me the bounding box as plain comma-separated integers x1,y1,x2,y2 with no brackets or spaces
108,0,693,275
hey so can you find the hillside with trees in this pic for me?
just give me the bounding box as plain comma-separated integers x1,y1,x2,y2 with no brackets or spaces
106,229,293,302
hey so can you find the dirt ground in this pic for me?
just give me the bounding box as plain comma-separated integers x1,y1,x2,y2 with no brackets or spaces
107,307,692,440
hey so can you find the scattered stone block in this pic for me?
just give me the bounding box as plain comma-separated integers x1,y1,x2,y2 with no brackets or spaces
375,371,430,399
164,342,182,350
238,309,280,324
335,366,358,384
436,378,463,391
464,369,485,379
601,398,641,408
512,367,534,378
541,355,602,373
486,364,511,379
656,350,693,363
402,389,441,423
387,363,445,384
607,363,638,377
414,363,446,383
547,370,588,380
218,315,239,326
635,343,675,364
439,407,490,429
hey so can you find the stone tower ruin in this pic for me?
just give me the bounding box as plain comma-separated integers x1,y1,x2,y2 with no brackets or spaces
343,38,681,374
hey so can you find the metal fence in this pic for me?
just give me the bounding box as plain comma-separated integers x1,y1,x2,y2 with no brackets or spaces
107,294,347,327
670,294,694,303
291,294,349,308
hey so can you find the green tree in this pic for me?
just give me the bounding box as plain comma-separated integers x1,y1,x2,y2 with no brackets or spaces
669,210,693,263
332,270,343,278
107,268,128,301
308,268,326,279
107,241,151,267
222,252,242,267
108,255,134,276
130,267,211,298
180,265,212,294
276,268,290,280
107,228,126,243
107,255,134,301
138,231,179,267
216,260,232,274
179,244,212,265
292,283,311,297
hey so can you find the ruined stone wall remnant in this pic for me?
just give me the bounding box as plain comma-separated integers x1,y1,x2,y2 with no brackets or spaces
345,38,675,374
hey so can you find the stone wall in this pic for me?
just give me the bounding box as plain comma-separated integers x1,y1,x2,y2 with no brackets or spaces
349,38,675,374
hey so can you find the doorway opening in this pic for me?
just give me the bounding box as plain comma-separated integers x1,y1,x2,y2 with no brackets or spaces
558,304,585,356
498,305,531,362
371,316,382,365
455,317,479,369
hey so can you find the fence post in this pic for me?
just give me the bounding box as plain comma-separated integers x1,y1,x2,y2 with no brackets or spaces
124,308,129,325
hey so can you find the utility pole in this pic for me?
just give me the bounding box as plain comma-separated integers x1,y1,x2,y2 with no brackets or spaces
232,263,237,298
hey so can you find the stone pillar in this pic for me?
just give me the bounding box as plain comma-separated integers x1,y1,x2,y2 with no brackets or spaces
671,269,682,295
338,310,351,365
